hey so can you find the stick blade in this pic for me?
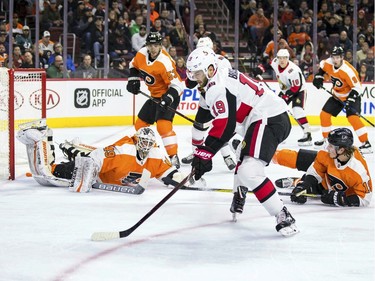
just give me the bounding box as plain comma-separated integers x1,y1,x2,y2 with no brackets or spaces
91,231,120,241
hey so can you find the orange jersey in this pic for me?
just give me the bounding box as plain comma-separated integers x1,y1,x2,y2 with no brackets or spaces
90,136,174,186
320,58,362,101
307,149,372,206
130,47,184,98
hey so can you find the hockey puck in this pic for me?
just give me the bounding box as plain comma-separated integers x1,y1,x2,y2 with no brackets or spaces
26,172,33,177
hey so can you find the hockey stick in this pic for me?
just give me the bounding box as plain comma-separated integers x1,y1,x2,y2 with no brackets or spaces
256,75,306,130
137,90,205,129
321,86,375,127
92,182,145,195
91,169,195,241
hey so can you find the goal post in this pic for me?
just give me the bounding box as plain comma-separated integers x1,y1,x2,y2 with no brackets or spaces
0,68,47,180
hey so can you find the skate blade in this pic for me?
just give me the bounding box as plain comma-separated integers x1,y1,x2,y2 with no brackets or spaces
278,224,299,237
298,141,312,147
232,212,237,222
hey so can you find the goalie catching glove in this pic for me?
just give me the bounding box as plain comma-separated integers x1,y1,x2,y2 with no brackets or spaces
192,146,215,180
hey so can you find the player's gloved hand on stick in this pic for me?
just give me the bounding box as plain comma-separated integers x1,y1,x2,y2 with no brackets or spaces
126,77,140,95
192,146,214,180
160,93,173,111
290,182,310,204
321,190,348,206
278,90,293,102
312,75,324,89
344,90,359,111
252,64,265,77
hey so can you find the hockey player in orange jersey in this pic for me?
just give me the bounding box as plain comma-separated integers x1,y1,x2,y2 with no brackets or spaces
126,32,184,168
312,46,372,154
17,125,186,193
273,128,372,207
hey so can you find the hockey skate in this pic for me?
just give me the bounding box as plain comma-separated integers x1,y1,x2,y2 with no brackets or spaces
223,155,236,170
275,206,299,237
230,186,248,222
170,154,181,169
359,141,373,154
181,153,194,164
275,177,301,189
298,132,312,146
314,138,327,148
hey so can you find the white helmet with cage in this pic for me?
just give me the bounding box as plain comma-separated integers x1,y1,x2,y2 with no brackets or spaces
186,47,217,81
135,127,156,160
196,37,213,49
276,48,290,59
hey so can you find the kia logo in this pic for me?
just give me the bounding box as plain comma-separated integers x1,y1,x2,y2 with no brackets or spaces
29,89,60,110
0,90,24,111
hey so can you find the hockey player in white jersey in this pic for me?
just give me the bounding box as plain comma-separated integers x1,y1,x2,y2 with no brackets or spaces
182,36,236,171
186,47,299,237
255,49,312,145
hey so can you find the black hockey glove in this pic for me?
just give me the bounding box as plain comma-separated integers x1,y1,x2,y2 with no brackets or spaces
312,74,324,89
290,182,309,204
160,88,179,111
185,78,198,89
252,64,265,77
321,190,348,206
278,91,292,102
344,90,359,111
192,146,215,180
126,77,140,95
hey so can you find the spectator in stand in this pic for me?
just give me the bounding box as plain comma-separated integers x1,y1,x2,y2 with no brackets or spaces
48,43,76,73
340,15,353,40
0,20,6,34
194,14,205,31
358,63,372,82
363,24,374,48
357,10,368,33
0,31,8,53
300,41,317,62
47,55,69,78
193,24,216,46
94,1,106,19
132,24,147,52
91,16,105,66
74,54,98,78
240,0,257,29
109,20,133,61
151,18,168,39
175,56,187,80
161,37,172,52
344,49,354,65
15,25,33,52
158,9,174,33
108,57,130,78
280,6,295,29
130,15,144,36
168,46,177,61
359,49,374,80
295,1,309,18
287,21,311,53
317,2,330,20
41,0,63,31
213,41,227,58
247,8,270,52
300,53,314,81
337,30,353,52
5,13,23,35
263,36,295,61
356,33,367,50
356,42,369,64
111,0,123,18
149,2,159,25
0,43,8,67
73,7,94,54
325,16,341,37
11,45,24,68
122,10,134,28
20,51,35,68
38,31,54,57
168,18,188,55
317,37,330,60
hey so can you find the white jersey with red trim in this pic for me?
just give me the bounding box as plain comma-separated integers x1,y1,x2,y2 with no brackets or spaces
201,68,288,139
216,54,232,69
271,58,306,94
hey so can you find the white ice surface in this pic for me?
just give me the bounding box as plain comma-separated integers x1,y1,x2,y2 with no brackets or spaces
0,125,374,281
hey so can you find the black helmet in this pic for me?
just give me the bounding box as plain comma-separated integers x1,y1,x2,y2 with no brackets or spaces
328,128,354,148
146,32,162,45
331,46,344,56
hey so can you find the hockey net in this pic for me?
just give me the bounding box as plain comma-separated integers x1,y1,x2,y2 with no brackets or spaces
0,68,46,180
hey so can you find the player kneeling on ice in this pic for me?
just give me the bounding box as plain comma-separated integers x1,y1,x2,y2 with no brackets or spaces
17,124,190,193
273,128,372,207
186,47,299,237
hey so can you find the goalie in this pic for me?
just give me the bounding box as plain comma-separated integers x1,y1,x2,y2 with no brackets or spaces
273,128,372,207
17,123,188,193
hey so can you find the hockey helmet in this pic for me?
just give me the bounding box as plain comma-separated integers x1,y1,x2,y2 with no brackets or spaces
197,37,213,49
146,32,162,45
135,127,156,159
277,48,290,58
186,47,217,81
331,46,344,56
327,128,354,148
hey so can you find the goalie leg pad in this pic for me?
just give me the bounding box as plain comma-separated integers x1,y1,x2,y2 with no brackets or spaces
69,156,99,192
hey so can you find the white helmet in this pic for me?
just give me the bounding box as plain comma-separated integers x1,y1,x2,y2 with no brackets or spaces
135,127,156,160
196,37,213,49
276,48,290,58
186,47,217,81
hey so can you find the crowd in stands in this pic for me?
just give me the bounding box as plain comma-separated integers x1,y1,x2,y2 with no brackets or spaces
0,0,374,82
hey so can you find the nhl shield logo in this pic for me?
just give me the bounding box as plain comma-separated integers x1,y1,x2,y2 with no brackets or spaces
74,88,90,108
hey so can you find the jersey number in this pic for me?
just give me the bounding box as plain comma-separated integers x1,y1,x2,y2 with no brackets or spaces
212,100,226,116
239,74,264,96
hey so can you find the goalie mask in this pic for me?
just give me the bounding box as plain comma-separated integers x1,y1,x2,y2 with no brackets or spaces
186,47,217,81
135,127,156,160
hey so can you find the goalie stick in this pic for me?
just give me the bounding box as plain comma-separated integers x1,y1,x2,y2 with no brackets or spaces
91,169,195,241
92,183,145,195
